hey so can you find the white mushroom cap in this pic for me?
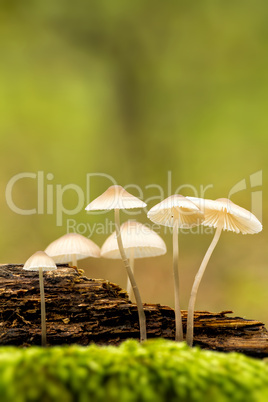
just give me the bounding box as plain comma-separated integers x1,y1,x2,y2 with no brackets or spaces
44,233,100,263
101,221,167,259
147,195,204,228
23,251,57,272
85,185,146,211
187,197,262,234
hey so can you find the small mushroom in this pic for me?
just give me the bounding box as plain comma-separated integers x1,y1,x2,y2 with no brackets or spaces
186,197,263,347
147,195,204,341
23,251,57,346
101,221,167,299
85,185,147,342
45,233,100,268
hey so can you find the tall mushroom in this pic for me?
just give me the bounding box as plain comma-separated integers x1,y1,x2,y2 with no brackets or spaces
186,197,263,347
85,185,147,341
45,233,100,268
101,221,166,299
23,251,57,346
147,195,204,341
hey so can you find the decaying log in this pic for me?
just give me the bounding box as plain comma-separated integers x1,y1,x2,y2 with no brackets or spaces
0,264,267,358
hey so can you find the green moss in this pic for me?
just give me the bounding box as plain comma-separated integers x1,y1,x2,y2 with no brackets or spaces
0,340,267,402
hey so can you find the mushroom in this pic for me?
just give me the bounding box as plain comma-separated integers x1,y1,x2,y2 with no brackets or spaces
101,220,167,299
147,195,204,341
45,233,100,268
85,185,147,341
186,197,263,347
23,251,57,346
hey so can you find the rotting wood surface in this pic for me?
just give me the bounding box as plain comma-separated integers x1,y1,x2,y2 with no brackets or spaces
0,264,267,358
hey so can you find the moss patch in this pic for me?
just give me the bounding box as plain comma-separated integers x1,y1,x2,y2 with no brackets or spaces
0,339,267,401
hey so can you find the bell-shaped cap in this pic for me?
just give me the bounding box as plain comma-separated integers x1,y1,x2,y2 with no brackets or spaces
23,251,57,272
45,233,100,263
147,194,204,228
101,221,167,259
85,185,146,211
187,197,262,234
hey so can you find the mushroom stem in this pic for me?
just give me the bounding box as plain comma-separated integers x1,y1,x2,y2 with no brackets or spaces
72,254,77,267
38,267,47,347
114,209,147,342
126,248,135,300
173,220,183,342
186,224,223,347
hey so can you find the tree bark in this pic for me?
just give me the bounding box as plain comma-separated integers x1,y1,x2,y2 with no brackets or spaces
0,264,267,358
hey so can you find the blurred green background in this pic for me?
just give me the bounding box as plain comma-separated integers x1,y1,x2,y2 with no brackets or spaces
0,1,267,323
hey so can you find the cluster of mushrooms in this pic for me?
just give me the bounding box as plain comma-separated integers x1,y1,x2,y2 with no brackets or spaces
23,185,262,347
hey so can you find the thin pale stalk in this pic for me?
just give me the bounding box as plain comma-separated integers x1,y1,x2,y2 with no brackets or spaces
72,254,77,267
186,225,223,347
114,209,147,342
173,221,183,341
126,248,135,300
39,267,47,347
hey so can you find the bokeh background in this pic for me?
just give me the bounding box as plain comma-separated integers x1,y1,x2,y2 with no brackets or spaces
0,1,267,323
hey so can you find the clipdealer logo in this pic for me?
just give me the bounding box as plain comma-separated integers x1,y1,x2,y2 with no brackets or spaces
5,171,263,235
